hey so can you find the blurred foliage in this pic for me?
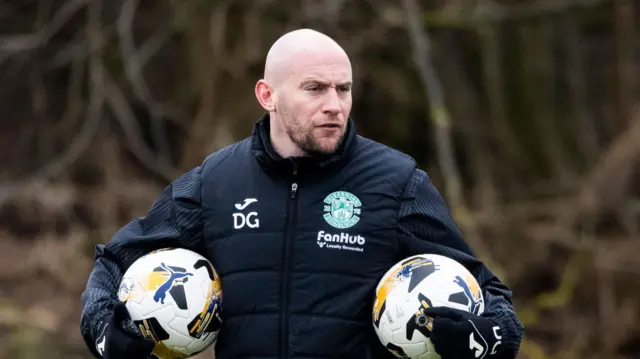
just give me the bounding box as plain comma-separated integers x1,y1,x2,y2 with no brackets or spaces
0,0,639,358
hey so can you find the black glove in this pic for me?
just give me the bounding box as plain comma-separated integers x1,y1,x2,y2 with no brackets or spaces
94,301,155,359
424,307,504,359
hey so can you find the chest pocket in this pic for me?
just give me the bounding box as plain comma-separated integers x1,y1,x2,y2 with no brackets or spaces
293,185,401,279
201,171,292,276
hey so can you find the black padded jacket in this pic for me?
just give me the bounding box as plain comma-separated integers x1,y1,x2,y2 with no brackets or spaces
80,115,524,359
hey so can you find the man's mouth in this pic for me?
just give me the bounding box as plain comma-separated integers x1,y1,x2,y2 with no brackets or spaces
318,123,341,129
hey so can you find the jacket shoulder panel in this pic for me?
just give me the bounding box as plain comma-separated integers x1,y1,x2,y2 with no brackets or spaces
347,136,417,195
200,137,252,177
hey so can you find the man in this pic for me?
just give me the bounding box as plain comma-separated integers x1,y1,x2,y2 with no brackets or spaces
80,29,524,359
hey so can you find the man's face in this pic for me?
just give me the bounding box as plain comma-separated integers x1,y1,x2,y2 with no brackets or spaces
274,50,352,156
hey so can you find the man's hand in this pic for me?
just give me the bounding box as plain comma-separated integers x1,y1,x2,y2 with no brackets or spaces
95,301,155,359
424,307,504,359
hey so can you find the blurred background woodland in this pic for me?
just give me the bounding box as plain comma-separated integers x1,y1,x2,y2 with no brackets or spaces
0,0,639,358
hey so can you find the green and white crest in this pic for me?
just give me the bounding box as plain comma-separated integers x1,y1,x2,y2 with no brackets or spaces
323,191,362,229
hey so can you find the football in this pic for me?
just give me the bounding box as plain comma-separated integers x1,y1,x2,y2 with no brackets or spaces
117,248,223,359
372,254,485,359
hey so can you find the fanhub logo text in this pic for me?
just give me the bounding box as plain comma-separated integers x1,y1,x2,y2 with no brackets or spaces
316,231,366,252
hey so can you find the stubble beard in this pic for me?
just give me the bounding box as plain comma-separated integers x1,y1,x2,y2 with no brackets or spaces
285,115,344,157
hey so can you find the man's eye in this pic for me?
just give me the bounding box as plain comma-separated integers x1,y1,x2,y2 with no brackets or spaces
307,87,321,92
338,87,351,92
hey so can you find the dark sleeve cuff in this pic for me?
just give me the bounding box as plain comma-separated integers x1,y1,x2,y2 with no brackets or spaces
486,309,524,359
81,311,110,359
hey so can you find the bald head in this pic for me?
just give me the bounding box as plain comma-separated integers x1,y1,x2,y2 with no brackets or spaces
254,29,353,158
263,29,351,86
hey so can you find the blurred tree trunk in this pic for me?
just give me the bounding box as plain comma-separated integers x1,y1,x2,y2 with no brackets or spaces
614,0,636,127
178,1,231,170
520,19,575,183
478,21,527,186
402,0,501,277
561,13,600,168
1,1,640,359
434,31,500,212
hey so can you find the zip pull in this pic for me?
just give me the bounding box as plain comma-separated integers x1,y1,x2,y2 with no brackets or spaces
290,183,298,199
289,158,298,176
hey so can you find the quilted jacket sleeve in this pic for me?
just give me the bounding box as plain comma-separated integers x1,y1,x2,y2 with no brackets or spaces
79,166,205,358
396,168,524,359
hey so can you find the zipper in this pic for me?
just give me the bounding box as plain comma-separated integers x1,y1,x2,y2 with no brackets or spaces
280,164,299,359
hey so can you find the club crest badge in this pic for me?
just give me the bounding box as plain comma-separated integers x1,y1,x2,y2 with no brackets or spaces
323,191,362,229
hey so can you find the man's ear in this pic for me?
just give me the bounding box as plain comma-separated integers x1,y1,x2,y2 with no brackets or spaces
255,80,275,112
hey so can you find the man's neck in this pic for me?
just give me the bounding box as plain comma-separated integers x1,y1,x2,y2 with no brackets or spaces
269,119,305,159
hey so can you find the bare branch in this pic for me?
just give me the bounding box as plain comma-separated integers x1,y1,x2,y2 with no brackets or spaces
47,25,116,70
0,0,93,54
179,1,231,169
424,0,613,27
102,69,180,181
117,0,180,160
0,0,105,205
55,49,87,137
136,26,173,70
402,0,501,275
565,108,640,227
402,0,460,207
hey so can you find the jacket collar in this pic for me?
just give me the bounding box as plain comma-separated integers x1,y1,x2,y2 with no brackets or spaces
251,113,357,173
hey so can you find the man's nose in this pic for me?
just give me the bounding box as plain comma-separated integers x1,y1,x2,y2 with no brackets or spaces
322,88,342,115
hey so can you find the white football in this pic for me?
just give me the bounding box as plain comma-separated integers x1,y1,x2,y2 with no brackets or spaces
117,248,223,359
372,254,485,359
